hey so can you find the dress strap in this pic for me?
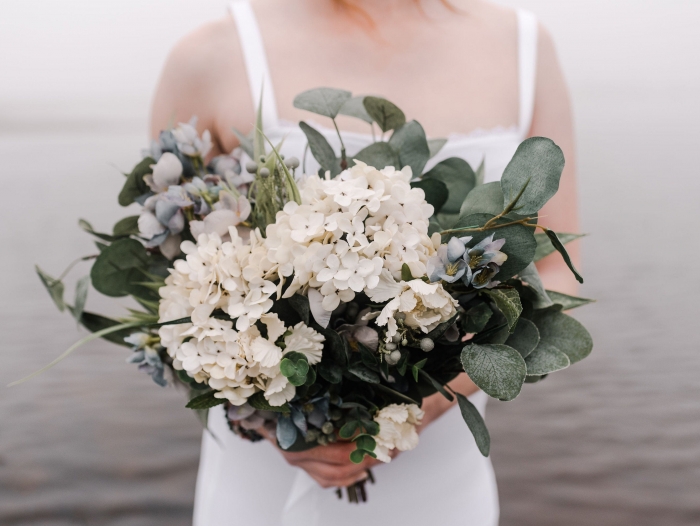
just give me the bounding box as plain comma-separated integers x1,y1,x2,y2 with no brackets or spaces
228,0,279,130
516,9,539,139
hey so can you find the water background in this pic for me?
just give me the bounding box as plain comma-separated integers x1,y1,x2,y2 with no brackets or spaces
2,1,699,524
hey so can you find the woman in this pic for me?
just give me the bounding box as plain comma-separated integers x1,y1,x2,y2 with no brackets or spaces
151,0,580,524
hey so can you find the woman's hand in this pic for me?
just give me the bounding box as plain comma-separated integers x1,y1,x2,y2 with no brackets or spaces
418,372,480,431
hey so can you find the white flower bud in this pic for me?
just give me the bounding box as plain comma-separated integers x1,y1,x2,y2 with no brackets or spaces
420,338,435,352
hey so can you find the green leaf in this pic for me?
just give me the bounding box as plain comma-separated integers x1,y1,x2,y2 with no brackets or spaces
462,303,493,333
36,265,66,312
401,263,414,282
348,363,380,384
524,341,570,375
118,157,153,206
485,289,522,332
72,276,90,323
186,391,226,410
352,142,400,169
505,318,540,358
455,392,490,457
90,238,150,298
339,96,373,123
534,232,585,261
411,358,427,382
112,215,140,237
280,351,310,386
254,90,266,162
69,309,132,346
354,434,376,452
78,219,115,242
423,158,476,215
248,391,290,413
372,383,420,405
411,178,448,214
339,421,359,439
544,230,584,284
459,181,503,218
474,158,486,186
546,290,595,310
461,343,527,401
231,127,254,158
287,294,311,325
500,137,565,215
530,309,593,365
524,374,548,384
418,369,454,401
427,138,448,159
294,87,352,119
299,121,341,176
388,120,430,176
518,263,553,309
318,361,343,384
362,96,406,132
349,449,366,464
455,213,537,280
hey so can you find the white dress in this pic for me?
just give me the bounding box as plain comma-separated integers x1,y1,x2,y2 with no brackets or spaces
193,2,539,524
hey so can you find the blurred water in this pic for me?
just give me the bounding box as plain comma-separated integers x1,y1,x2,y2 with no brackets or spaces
2,1,700,525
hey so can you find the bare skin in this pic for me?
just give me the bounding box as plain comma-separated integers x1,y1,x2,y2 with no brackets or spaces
150,0,581,489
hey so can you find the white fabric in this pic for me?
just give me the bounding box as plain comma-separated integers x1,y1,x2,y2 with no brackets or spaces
193,3,540,525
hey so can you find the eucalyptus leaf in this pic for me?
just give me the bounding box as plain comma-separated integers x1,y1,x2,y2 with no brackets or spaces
339,96,373,123
78,219,115,242
352,142,399,169
461,343,526,401
411,178,448,214
455,392,490,457
36,265,66,312
248,391,290,413
118,157,153,207
428,138,448,159
69,309,132,346
276,414,299,450
524,341,570,375
531,309,593,364
546,290,595,310
485,289,522,332
388,120,430,176
423,158,476,214
90,238,149,297
354,434,376,452
474,158,486,186
501,137,565,215
362,96,406,132
534,232,586,261
518,263,553,309
73,276,90,323
293,87,352,119
462,303,493,333
348,363,380,384
112,215,140,237
288,294,311,325
454,213,537,280
186,391,226,410
299,121,341,176
418,369,454,401
505,318,540,358
545,229,584,283
231,127,254,158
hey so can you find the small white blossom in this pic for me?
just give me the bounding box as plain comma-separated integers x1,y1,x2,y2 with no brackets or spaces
373,403,425,462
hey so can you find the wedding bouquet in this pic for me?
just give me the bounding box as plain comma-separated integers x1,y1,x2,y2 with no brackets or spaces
23,88,593,503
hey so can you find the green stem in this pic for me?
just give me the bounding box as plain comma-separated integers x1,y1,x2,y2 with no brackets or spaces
439,218,538,237
331,118,347,170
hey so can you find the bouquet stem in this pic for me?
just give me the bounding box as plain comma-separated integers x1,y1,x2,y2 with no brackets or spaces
336,469,375,504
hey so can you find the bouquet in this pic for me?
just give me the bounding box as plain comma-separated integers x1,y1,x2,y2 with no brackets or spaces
21,88,593,503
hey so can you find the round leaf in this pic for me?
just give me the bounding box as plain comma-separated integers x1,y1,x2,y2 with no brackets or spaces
501,137,565,215
389,120,430,176
351,142,399,169
505,318,540,358
90,238,149,297
461,343,527,401
423,157,476,214
293,87,352,119
411,179,448,214
338,96,373,123
524,341,570,375
530,309,593,364
299,121,340,176
362,96,406,132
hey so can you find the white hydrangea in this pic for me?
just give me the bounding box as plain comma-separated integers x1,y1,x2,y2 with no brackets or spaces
265,162,436,318
373,403,425,463
370,276,458,341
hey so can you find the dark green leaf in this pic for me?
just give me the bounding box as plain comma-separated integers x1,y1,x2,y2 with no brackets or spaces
524,374,548,384
361,419,380,436
299,121,341,176
79,219,115,242
518,263,553,309
339,96,373,123
461,343,527,401
90,238,149,297
455,392,490,457
362,96,406,132
524,341,570,375
351,142,399,169
36,265,65,312
318,361,343,384
118,157,153,206
505,318,540,358
293,87,352,119
534,232,585,261
280,351,310,386
485,289,522,332
72,276,90,323
462,303,493,333
501,137,565,215
546,290,595,310
354,434,376,452
288,294,311,325
248,391,290,413
428,138,447,159
349,449,366,464
531,309,593,364
372,383,419,405
388,120,430,176
186,391,226,410
411,179,448,214
455,213,537,280
418,369,454,401
339,421,359,439
401,263,414,282
113,215,140,237
69,309,132,346
348,363,380,384
423,157,476,215
544,230,584,283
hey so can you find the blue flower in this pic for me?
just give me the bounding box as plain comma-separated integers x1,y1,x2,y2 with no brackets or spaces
125,333,167,387
470,262,501,289
427,236,473,283
464,234,507,270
